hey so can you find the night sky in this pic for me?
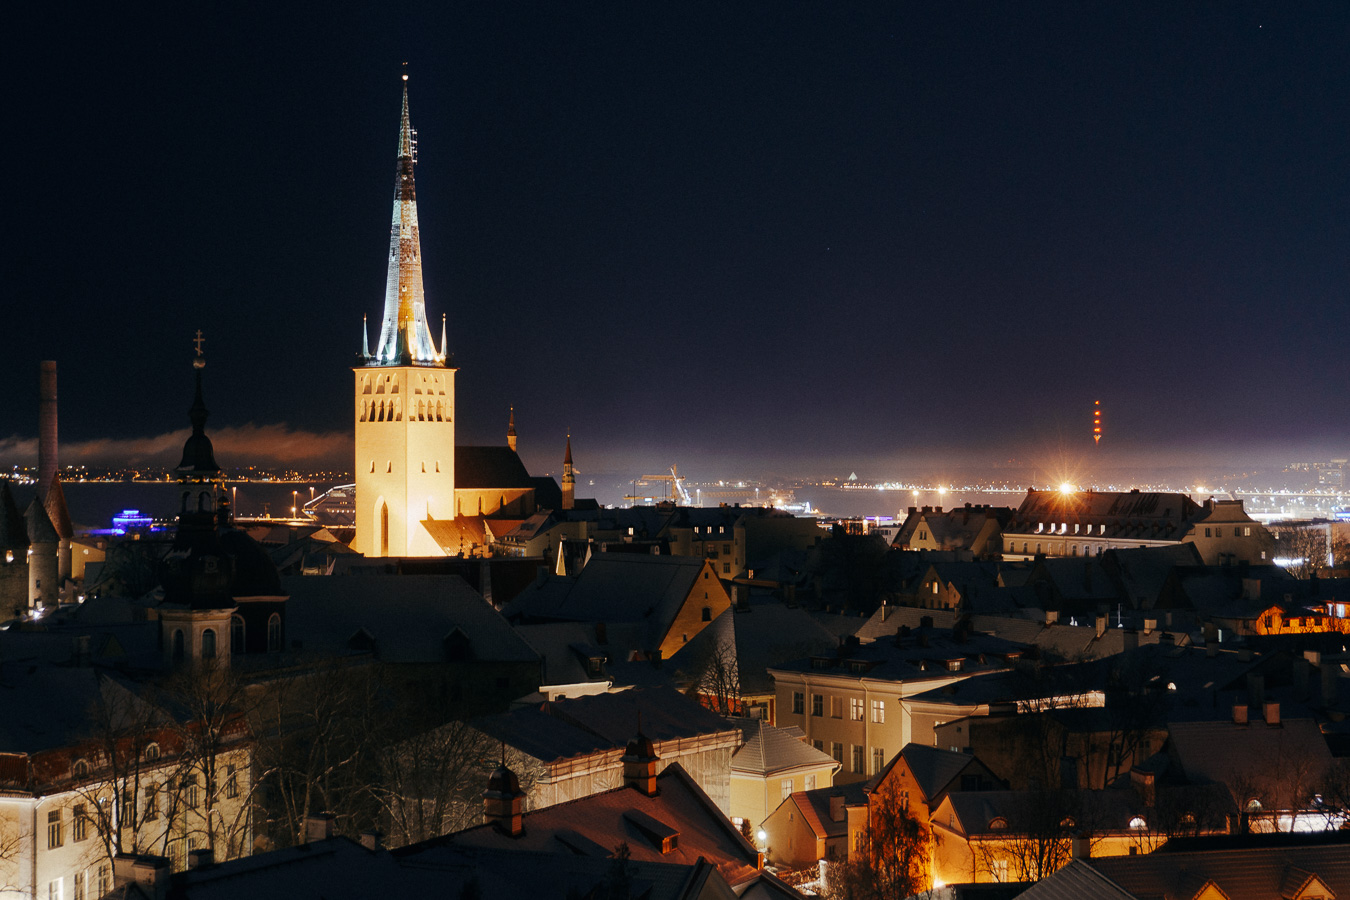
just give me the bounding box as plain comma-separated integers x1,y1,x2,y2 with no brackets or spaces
4,3,1348,481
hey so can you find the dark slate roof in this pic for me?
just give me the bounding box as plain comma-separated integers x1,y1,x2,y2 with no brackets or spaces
873,743,981,801
671,601,838,697
0,665,160,756
530,476,563,511
513,621,612,687
0,481,28,551
503,554,712,643
731,720,838,776
1023,837,1350,900
455,446,536,489
1167,715,1333,804
280,574,539,664
25,497,60,544
472,685,737,764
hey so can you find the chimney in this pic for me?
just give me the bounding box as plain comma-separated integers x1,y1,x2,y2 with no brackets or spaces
1233,703,1248,725
38,361,58,494
188,848,214,869
1143,618,1156,635
305,812,337,843
1045,610,1059,625
829,794,846,822
114,855,171,900
1095,615,1107,639
1071,834,1091,860
1247,673,1265,708
1263,700,1281,726
360,830,383,851
622,733,660,797
483,765,526,837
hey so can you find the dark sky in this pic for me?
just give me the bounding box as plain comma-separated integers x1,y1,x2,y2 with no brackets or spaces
4,2,1348,480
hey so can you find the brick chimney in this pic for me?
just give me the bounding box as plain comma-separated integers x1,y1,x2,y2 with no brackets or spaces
829,794,846,822
305,812,337,843
1233,703,1248,725
1264,700,1281,726
483,764,526,837
622,732,660,797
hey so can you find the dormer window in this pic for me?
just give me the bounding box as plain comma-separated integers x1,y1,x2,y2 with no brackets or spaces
989,817,1008,830
73,759,90,778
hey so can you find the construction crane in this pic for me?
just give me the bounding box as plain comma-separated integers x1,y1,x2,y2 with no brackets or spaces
625,465,693,506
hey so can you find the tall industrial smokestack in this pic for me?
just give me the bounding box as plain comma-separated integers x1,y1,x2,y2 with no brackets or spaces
38,362,57,493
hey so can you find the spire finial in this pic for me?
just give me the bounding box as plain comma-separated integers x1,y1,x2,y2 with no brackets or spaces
193,329,206,369
440,312,447,361
361,315,370,360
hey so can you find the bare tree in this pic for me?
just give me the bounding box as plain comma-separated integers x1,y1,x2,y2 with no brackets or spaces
0,813,24,896
250,660,383,848
687,632,741,715
1274,526,1330,579
822,782,930,900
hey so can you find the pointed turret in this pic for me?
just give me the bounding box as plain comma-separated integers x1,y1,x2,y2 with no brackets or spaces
561,435,575,511
25,498,59,608
507,407,517,452
370,74,441,366
361,315,371,361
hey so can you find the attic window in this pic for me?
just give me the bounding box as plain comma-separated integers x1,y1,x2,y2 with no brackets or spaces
73,759,90,778
989,817,1007,830
623,809,680,854
701,606,712,621
144,743,160,761
1128,816,1147,830
947,659,962,672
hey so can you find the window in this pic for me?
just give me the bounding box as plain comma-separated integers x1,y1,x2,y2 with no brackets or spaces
723,563,730,574
96,866,109,897
202,628,216,659
872,747,885,775
812,694,824,717
851,745,864,774
988,816,1008,830
144,743,160,761
992,860,1009,882
226,765,238,799
871,699,885,724
145,784,159,821
73,758,90,778
231,615,245,654
73,804,88,842
781,779,794,801
805,774,817,791
813,740,824,751
1244,526,1252,536
850,697,863,721
73,872,86,900
1129,815,1148,830
48,809,63,848
185,775,200,809
701,606,712,622
793,692,804,715
267,614,282,652
832,742,844,764
48,879,62,900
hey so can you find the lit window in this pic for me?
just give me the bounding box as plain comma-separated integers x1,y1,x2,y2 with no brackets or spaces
850,698,863,720
871,699,885,723
781,779,794,801
1129,815,1147,830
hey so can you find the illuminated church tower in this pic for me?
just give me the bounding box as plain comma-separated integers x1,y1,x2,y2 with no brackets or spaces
353,75,455,557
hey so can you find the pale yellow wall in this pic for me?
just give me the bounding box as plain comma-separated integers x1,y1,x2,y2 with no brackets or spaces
353,366,456,557
454,487,533,518
658,564,732,660
730,764,837,829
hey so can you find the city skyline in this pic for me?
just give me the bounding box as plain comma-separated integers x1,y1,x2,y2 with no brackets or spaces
4,3,1349,482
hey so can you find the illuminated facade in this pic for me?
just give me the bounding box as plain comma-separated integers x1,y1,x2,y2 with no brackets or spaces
353,77,456,557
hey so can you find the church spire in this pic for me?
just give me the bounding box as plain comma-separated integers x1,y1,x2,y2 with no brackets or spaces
561,435,575,511
507,407,517,452
371,71,441,366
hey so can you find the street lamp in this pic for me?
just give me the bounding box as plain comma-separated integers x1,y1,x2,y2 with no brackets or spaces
292,490,298,519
